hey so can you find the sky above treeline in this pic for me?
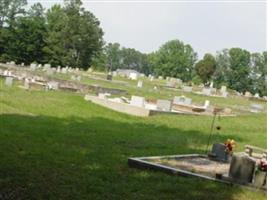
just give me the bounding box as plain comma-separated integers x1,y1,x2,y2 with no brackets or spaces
28,0,266,58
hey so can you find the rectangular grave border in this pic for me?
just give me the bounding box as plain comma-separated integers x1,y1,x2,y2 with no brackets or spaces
128,154,267,193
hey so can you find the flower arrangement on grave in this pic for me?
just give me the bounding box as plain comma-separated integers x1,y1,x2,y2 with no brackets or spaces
224,139,236,155
257,160,267,172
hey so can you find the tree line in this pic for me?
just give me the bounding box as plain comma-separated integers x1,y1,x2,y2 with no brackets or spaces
0,0,266,96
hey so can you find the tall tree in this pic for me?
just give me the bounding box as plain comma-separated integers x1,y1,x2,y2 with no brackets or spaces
0,0,27,28
151,40,197,81
44,0,104,68
228,48,251,93
43,4,68,66
5,3,47,64
250,52,267,96
195,53,216,85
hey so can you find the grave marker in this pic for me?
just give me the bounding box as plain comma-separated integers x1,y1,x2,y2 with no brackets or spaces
5,77,13,86
157,100,172,111
229,154,256,183
130,96,145,107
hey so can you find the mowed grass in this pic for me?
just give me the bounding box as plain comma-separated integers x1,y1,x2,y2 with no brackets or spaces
0,80,267,199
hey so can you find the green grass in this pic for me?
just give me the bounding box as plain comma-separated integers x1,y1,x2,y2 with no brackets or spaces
0,78,267,199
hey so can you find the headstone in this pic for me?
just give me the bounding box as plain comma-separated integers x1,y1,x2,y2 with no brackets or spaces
221,91,228,98
202,88,212,96
229,154,256,183
150,76,154,81
24,79,30,90
245,91,252,98
3,70,8,76
166,81,176,88
5,77,13,86
44,63,51,70
250,104,264,113
56,66,61,73
112,71,118,77
46,68,54,75
210,81,214,88
156,100,172,111
61,68,67,74
98,93,110,99
76,75,81,81
21,63,25,67
30,63,37,70
176,78,183,85
220,85,227,93
210,143,229,162
130,96,145,107
173,96,192,105
129,72,138,80
10,61,15,65
203,100,210,109
71,75,76,81
254,93,260,98
137,80,143,88
182,86,192,92
47,81,59,90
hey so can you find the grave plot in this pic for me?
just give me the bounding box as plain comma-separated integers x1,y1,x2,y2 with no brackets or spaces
128,145,267,191
128,154,230,183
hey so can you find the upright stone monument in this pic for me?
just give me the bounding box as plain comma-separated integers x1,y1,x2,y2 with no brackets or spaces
229,154,256,183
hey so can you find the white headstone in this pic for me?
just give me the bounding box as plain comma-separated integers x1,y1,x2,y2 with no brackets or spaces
30,63,37,70
98,93,110,100
46,68,54,75
137,80,143,88
210,81,214,88
24,79,30,90
245,91,252,97
5,77,13,86
130,96,145,107
254,93,259,98
61,68,67,74
202,88,212,96
44,63,51,69
182,86,192,92
129,72,138,80
220,85,227,93
47,81,59,90
203,100,210,109
173,96,192,105
157,100,172,111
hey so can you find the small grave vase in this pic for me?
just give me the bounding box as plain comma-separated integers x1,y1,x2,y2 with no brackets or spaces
253,170,267,188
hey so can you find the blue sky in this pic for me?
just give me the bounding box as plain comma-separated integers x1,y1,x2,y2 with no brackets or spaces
29,0,266,58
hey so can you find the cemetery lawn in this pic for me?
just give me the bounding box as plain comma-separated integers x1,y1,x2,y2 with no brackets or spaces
1,82,267,200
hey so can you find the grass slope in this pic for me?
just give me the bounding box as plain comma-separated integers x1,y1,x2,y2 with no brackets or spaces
0,81,267,199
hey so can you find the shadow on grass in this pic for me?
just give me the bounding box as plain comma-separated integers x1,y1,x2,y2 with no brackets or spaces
0,114,259,200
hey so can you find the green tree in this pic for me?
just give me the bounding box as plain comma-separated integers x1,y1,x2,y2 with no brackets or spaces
5,3,46,64
44,0,104,68
105,43,121,72
43,4,68,66
250,52,267,96
151,40,197,81
0,0,27,28
195,53,216,85
228,48,251,93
